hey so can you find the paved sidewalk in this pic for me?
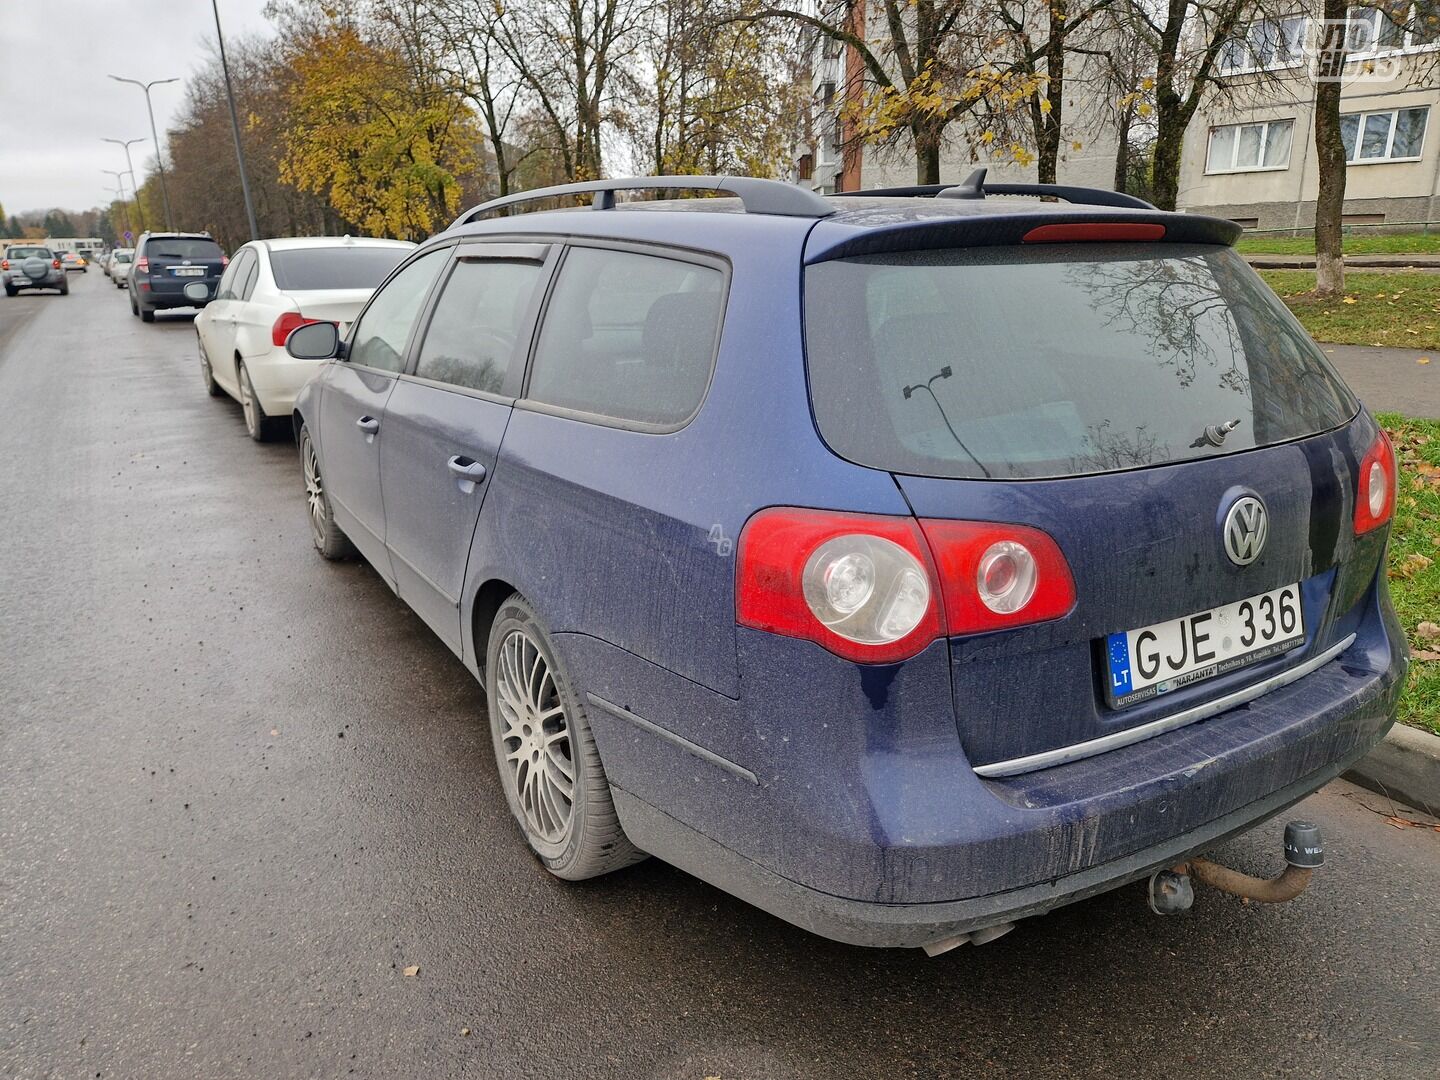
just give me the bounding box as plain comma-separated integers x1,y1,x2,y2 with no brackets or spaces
1247,253,1440,271
1320,343,1440,417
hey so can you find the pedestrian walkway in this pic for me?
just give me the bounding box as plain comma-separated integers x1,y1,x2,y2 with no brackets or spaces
1319,343,1440,418
1246,253,1440,271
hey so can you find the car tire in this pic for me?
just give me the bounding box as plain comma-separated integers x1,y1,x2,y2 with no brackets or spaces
485,593,647,881
4,286,15,297
298,424,354,560
58,280,69,296
198,337,223,398
237,362,281,442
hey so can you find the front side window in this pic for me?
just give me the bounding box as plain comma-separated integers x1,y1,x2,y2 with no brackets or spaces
1206,119,1294,172
347,247,449,373
526,247,724,427
804,244,1357,481
1341,106,1429,161
414,258,544,394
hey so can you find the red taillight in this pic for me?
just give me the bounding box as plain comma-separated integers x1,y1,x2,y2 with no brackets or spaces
135,256,148,273
0,260,8,271
221,255,229,267
271,311,329,347
736,508,1074,663
736,509,941,663
1354,431,1397,535
919,520,1076,635
52,259,61,269
1022,222,1167,244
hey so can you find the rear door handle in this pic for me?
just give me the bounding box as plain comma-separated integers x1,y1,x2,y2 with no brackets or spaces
356,416,380,434
447,456,488,486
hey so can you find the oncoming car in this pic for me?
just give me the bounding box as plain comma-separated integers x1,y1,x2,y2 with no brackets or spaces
283,174,1405,954
188,236,415,441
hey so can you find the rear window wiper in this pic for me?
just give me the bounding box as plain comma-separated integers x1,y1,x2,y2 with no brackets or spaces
1189,417,1242,449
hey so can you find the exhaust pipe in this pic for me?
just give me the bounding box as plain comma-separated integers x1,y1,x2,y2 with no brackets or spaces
921,921,1015,957
1148,820,1324,913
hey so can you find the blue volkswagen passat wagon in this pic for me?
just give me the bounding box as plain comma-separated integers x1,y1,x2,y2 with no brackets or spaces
282,174,1406,953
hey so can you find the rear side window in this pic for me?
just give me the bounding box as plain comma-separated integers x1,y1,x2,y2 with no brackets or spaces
146,238,223,260
526,247,723,427
115,252,132,264
270,247,410,291
805,244,1357,480
415,258,543,394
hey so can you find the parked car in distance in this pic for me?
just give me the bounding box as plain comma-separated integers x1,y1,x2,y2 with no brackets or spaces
3,245,68,296
60,252,87,273
287,174,1405,954
128,231,226,323
108,248,134,288
189,236,415,441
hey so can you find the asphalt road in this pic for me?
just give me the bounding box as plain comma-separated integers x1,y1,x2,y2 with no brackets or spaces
3,270,1439,1080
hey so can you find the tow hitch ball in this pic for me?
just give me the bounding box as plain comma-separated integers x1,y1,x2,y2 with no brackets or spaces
1148,820,1324,915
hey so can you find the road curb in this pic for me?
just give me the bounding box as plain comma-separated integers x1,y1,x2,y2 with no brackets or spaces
1343,723,1440,816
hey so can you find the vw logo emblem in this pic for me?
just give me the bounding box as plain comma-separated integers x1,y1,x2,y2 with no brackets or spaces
1223,495,1269,566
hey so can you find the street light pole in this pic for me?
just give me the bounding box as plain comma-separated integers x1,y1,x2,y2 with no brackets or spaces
102,137,148,233
109,75,179,231
211,0,258,240
102,170,132,240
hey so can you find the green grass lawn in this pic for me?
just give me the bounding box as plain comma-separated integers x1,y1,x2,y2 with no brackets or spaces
1237,231,1440,256
1377,413,1440,735
1257,269,1440,351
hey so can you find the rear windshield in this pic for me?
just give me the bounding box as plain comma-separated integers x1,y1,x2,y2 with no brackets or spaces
146,238,223,260
270,247,409,291
805,244,1357,480
7,246,51,259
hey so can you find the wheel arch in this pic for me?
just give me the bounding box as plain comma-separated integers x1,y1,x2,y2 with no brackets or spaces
470,578,521,686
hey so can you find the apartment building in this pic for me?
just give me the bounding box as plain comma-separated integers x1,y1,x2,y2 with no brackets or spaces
790,1,1121,193
1178,6,1440,229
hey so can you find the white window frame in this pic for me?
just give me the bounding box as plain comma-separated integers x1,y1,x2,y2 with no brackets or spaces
1341,105,1430,163
1218,14,1309,74
1345,3,1440,60
1204,119,1296,174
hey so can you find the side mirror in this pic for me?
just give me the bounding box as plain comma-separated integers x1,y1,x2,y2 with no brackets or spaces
183,281,212,303
286,320,341,360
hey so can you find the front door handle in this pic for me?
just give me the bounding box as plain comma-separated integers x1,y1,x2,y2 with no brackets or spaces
356,416,380,434
447,455,488,488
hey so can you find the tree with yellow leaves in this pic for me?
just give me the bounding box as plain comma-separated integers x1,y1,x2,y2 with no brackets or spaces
278,12,484,240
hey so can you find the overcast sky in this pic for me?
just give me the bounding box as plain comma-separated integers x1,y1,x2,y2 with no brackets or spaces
0,0,275,216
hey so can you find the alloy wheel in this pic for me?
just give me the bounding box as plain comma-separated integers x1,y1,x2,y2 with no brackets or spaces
302,437,326,544
239,366,258,436
494,628,575,847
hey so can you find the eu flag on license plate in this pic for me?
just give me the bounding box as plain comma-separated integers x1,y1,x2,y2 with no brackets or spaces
1106,632,1133,697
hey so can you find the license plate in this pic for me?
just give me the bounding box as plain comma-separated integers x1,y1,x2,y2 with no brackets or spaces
1104,583,1305,708
172,267,205,276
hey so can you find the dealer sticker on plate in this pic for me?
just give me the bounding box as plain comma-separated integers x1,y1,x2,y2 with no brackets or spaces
1105,583,1305,709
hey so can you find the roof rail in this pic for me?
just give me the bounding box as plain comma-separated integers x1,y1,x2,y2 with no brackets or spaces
845,168,1156,210
449,175,835,228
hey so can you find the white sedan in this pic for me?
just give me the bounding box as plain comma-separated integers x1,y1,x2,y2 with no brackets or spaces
192,236,415,441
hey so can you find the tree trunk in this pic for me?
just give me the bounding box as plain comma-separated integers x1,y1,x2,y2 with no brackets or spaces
914,121,942,184
1150,104,1183,211
1313,0,1348,299
1113,106,1132,193
1036,0,1066,185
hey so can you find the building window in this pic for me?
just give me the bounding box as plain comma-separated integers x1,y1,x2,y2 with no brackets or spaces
1341,106,1429,161
1205,119,1295,173
1219,15,1308,72
1346,2,1440,55
797,153,814,181
817,81,836,107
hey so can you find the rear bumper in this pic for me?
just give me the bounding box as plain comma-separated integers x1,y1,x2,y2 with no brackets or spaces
242,348,324,416
597,575,1405,948
613,726,1386,948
